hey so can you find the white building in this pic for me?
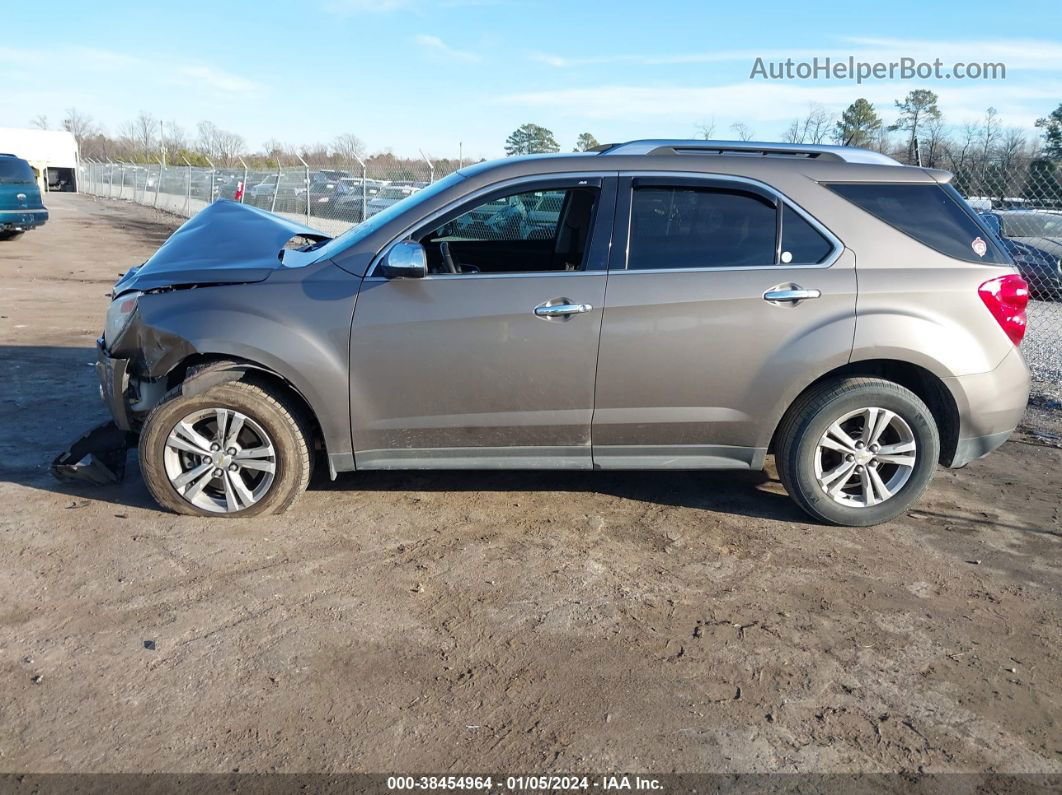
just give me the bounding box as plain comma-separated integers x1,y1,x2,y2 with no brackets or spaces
0,128,79,192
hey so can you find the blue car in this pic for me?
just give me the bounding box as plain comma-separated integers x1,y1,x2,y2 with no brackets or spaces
980,209,1062,300
0,153,48,240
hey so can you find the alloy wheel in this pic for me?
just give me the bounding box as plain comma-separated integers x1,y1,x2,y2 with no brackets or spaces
813,407,918,508
162,408,277,514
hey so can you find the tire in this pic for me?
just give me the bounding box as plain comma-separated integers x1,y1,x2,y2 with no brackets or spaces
139,381,312,517
775,377,940,527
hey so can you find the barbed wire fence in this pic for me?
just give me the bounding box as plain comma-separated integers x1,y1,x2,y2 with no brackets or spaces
77,155,1062,387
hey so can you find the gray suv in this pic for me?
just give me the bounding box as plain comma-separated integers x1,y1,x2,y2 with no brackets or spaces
88,140,1031,526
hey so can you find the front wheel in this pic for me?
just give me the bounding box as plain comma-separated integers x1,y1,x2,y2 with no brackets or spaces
775,377,940,527
139,381,312,517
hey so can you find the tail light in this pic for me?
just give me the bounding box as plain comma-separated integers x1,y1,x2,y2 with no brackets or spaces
978,274,1029,346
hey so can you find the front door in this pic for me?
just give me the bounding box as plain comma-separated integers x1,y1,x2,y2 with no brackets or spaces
349,176,615,469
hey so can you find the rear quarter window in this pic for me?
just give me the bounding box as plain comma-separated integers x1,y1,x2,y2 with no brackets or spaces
826,182,1010,265
0,157,35,183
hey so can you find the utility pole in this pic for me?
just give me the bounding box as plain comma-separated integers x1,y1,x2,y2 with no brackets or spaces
159,119,166,168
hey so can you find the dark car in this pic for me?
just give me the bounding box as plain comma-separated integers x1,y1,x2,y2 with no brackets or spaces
0,153,48,239
980,210,1062,300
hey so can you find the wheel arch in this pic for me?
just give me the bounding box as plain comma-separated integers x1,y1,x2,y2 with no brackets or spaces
163,354,334,477
767,359,960,467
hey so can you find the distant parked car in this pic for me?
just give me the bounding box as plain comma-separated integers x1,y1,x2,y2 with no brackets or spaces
246,176,299,211
0,153,48,240
366,184,421,216
333,178,385,222
980,210,1062,300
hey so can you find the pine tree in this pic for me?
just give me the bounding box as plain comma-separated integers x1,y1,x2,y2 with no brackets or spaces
834,99,883,148
890,90,942,165
504,124,560,156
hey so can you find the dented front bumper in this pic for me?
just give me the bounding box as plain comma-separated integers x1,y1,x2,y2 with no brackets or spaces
96,338,133,430
50,341,137,485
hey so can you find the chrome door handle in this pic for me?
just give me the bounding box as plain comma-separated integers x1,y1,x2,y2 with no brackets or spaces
534,302,593,317
763,287,821,304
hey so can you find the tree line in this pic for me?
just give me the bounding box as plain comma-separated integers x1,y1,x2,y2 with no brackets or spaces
32,109,470,178
503,93,1062,202
29,94,1062,201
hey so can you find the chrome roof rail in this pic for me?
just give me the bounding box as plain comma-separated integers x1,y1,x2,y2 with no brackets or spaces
598,139,901,165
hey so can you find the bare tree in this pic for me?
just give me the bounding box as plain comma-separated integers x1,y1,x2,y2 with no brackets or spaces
977,107,1002,186
730,122,755,141
160,121,188,162
331,133,366,165
922,114,948,168
61,107,97,147
782,104,834,144
695,118,716,139
196,120,245,165
30,114,49,130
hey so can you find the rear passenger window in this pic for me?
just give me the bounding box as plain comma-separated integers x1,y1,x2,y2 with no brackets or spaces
826,182,1010,264
781,205,833,264
628,186,777,270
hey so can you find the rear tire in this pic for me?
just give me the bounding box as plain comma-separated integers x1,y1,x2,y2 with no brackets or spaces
139,381,312,517
775,377,939,527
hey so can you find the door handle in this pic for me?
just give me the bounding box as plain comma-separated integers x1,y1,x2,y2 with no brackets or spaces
534,302,593,318
763,286,821,304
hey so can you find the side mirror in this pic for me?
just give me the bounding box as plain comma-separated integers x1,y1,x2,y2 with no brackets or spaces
378,240,427,279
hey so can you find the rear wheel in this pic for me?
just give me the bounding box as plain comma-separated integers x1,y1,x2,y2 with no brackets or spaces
776,377,939,526
139,381,312,517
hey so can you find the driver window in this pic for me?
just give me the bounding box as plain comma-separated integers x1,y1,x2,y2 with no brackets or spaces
417,186,599,275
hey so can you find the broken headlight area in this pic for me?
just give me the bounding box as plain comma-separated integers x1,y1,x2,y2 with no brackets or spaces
104,291,141,348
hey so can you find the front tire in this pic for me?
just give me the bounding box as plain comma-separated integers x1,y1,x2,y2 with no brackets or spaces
139,381,312,517
776,377,939,527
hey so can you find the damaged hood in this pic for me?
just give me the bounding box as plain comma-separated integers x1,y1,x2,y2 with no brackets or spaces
114,200,331,294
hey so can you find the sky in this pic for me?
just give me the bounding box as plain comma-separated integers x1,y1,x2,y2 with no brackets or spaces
2,0,1061,160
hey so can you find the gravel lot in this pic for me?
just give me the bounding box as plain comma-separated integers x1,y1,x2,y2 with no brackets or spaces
0,194,1060,776
1024,300,1062,386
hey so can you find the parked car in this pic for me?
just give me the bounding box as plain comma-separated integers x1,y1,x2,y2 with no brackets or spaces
365,184,421,216
333,178,385,222
76,140,1030,525
245,176,301,212
979,210,1062,300
305,176,354,219
0,153,48,239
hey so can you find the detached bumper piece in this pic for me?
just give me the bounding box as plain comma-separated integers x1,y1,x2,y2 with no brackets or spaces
51,421,135,485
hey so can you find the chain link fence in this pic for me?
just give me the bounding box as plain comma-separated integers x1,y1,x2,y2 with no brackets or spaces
78,158,452,239
77,156,1062,385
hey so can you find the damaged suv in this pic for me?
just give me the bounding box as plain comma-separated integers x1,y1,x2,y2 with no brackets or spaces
66,140,1031,526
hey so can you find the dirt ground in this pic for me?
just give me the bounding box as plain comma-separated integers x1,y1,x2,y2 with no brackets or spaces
0,193,1059,776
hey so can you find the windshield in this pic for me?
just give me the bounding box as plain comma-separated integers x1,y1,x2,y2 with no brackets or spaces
1001,213,1062,238
309,171,465,262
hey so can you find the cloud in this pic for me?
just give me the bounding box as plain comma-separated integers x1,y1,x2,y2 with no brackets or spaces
498,80,1062,130
414,34,481,63
530,37,1062,72
177,65,261,94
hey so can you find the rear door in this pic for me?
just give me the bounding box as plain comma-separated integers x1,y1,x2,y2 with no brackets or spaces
592,174,857,468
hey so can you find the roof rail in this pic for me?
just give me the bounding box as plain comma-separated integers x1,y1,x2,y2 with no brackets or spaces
598,139,901,166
